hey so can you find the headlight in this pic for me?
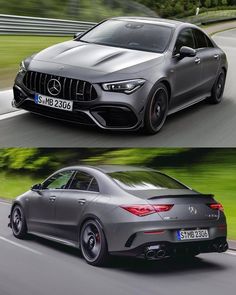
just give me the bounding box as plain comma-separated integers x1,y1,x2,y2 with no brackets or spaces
102,79,146,94
19,61,26,73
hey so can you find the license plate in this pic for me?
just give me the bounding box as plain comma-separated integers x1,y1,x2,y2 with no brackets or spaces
177,229,209,241
35,94,73,112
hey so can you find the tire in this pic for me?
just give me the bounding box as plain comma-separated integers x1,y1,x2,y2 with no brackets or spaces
11,205,28,239
144,82,169,134
208,70,226,104
80,219,109,266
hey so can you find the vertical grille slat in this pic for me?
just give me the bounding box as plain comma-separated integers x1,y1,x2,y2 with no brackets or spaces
75,80,80,101
29,72,33,90
44,74,47,94
63,77,66,99
23,71,97,101
82,82,86,101
39,73,42,94
69,79,73,100
34,72,37,92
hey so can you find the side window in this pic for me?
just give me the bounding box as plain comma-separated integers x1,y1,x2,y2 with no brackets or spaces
174,28,195,55
42,170,74,190
193,29,209,49
69,171,99,192
206,36,214,48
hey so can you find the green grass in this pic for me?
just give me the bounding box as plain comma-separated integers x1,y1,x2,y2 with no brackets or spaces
0,35,70,89
184,9,236,23
0,172,42,200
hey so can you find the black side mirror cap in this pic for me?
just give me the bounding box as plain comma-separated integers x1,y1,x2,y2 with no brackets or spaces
74,32,83,39
179,46,197,58
31,183,42,192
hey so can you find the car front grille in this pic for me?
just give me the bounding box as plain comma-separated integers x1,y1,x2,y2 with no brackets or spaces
23,71,98,101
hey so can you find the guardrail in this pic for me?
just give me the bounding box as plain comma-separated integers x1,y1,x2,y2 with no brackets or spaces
0,14,97,36
1,13,236,36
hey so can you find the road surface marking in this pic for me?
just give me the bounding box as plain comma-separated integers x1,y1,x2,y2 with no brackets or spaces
226,250,236,256
0,201,11,205
0,110,27,121
0,236,42,255
0,89,12,94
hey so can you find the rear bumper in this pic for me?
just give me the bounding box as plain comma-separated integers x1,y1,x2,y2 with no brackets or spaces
110,237,228,259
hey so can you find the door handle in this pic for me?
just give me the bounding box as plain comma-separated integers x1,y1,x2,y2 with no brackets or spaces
49,196,56,202
77,199,86,205
195,57,201,64
214,54,219,60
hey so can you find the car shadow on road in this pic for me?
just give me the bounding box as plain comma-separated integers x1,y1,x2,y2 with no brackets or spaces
26,234,226,275
106,255,227,275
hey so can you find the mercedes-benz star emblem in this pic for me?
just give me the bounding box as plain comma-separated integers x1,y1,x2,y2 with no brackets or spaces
188,205,197,215
47,79,61,96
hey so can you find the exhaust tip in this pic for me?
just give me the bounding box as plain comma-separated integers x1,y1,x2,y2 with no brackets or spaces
214,242,228,253
156,249,166,258
145,250,156,259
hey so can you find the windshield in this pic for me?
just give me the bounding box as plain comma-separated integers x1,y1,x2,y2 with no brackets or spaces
79,20,173,53
108,170,187,191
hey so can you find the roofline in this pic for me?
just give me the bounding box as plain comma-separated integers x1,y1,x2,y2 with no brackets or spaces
56,164,155,174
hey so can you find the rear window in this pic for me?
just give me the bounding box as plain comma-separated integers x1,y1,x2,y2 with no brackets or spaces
108,170,186,191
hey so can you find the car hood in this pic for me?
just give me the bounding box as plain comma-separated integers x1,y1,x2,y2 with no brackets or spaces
32,40,163,75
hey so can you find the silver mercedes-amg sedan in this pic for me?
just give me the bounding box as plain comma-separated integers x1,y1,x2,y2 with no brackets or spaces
13,17,227,134
9,165,228,266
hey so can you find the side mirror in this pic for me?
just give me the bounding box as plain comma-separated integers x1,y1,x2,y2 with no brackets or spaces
74,32,83,39
31,183,42,193
179,46,196,58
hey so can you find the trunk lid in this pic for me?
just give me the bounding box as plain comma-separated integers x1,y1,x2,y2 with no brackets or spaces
147,193,219,221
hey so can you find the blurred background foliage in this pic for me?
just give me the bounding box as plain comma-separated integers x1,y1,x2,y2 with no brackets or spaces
1,0,236,20
0,148,235,238
1,0,236,88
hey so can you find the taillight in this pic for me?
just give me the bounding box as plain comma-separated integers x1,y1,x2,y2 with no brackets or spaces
152,204,174,212
208,203,224,211
120,205,155,217
120,204,174,217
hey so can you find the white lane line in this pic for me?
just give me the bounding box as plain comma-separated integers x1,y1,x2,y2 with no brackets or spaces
0,110,27,121
0,89,12,94
0,236,42,255
0,201,11,205
226,250,236,256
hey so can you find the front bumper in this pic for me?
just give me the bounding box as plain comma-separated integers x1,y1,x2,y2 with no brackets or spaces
13,71,152,131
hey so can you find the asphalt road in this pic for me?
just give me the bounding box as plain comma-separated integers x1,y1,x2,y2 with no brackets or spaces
0,29,236,147
0,201,236,295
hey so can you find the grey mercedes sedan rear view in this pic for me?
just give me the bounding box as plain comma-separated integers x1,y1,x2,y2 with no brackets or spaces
9,165,228,266
13,17,227,134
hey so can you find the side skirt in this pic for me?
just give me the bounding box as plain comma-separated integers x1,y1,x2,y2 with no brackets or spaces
168,93,211,116
28,231,79,249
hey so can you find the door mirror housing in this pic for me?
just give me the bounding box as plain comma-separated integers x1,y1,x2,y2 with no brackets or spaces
179,46,197,58
73,32,83,39
31,183,42,192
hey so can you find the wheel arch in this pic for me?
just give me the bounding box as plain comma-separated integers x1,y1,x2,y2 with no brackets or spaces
159,79,172,103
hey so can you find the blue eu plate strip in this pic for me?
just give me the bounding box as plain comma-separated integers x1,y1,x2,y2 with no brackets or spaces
34,94,39,103
177,230,181,241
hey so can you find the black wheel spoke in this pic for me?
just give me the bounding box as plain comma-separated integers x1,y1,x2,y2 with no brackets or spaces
150,88,168,130
81,222,102,262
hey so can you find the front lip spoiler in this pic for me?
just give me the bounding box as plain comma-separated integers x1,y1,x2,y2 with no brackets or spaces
13,85,142,131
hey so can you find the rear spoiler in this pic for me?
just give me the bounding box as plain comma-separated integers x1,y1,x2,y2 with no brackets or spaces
148,194,214,200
